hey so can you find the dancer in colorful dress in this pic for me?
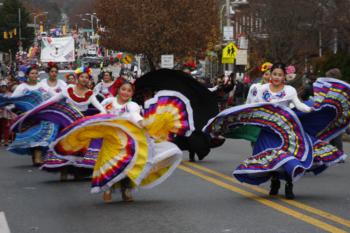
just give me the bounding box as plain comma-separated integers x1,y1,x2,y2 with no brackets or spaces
49,85,190,202
100,81,143,201
10,67,106,179
5,66,57,165
42,66,106,180
204,63,349,199
253,63,312,198
40,62,67,94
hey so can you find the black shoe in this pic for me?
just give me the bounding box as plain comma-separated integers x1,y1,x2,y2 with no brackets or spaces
189,152,196,162
285,182,295,199
269,179,280,196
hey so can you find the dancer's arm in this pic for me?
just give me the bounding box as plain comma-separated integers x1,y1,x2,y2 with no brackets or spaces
93,83,101,95
127,102,143,126
246,84,257,104
91,95,107,114
290,88,313,113
11,84,25,98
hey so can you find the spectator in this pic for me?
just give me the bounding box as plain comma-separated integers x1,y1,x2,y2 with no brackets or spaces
0,81,16,146
326,68,343,151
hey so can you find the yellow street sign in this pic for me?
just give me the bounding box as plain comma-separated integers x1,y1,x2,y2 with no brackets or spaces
122,54,134,64
222,42,238,64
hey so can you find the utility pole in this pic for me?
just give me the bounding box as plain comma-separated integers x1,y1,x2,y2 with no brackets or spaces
226,0,233,74
226,0,231,32
18,8,22,52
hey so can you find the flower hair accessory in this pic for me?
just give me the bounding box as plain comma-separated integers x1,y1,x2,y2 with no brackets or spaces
286,65,296,75
286,65,297,81
46,62,59,73
65,73,74,79
261,62,273,72
75,66,92,77
47,61,57,68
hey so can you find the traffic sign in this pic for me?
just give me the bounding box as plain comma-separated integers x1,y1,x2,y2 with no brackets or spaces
161,55,174,69
222,42,237,64
27,23,37,28
236,49,248,65
223,26,234,41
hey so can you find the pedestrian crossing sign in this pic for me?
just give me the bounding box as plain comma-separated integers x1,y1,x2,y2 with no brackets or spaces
222,42,238,64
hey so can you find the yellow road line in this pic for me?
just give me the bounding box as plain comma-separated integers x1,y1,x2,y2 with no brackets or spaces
183,161,350,229
178,165,347,233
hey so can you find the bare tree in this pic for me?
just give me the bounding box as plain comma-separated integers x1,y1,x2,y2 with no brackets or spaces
246,0,330,69
94,0,219,69
329,0,350,53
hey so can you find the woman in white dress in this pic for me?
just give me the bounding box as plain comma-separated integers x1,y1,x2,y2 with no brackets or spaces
40,62,67,94
12,67,55,98
256,63,312,113
42,67,106,180
11,66,56,165
93,71,115,99
51,67,106,114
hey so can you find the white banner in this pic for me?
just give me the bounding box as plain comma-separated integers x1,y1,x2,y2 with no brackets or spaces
40,37,75,62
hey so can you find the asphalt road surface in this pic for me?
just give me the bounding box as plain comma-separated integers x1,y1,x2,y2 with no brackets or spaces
0,139,349,233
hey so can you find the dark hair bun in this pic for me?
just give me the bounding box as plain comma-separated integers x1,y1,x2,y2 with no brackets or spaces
271,63,286,74
46,62,59,73
25,65,38,75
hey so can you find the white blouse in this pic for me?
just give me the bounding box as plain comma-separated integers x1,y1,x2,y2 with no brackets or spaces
256,84,312,113
93,81,114,98
246,83,263,104
101,97,143,124
51,84,106,114
11,82,56,99
40,79,67,94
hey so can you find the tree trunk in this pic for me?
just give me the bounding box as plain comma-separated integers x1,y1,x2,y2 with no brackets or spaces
146,54,156,71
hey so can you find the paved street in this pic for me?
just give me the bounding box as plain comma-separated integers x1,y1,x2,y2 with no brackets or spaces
0,139,350,233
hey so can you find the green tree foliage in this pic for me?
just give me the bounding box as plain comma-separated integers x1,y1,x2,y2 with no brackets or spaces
0,0,34,54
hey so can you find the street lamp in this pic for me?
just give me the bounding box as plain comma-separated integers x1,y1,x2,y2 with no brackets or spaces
33,12,48,36
84,13,100,43
85,13,98,32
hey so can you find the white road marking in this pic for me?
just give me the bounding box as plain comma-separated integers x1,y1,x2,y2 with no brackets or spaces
0,212,11,233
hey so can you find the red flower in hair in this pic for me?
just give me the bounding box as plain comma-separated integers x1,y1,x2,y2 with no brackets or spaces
109,77,127,96
47,62,59,73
